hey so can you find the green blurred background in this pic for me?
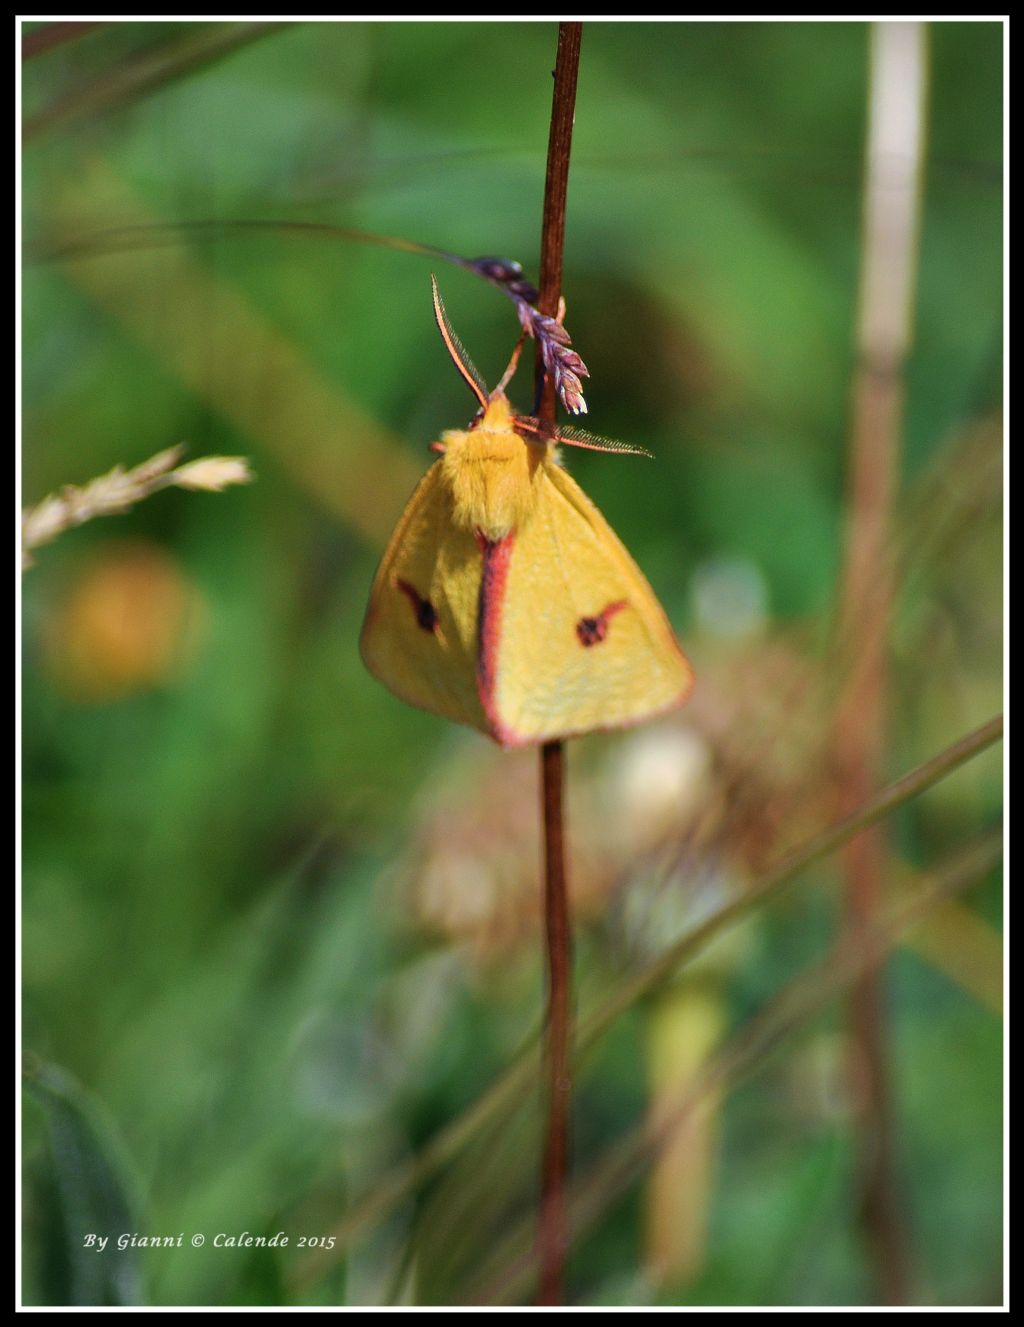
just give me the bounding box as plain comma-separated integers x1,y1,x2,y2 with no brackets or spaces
21,20,1002,1308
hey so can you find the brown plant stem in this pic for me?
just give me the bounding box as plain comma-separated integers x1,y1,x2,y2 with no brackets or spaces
536,21,583,1308
539,739,571,1305
834,21,927,1305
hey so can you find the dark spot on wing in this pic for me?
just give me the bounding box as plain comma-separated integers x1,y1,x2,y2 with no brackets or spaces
397,579,439,633
576,600,627,647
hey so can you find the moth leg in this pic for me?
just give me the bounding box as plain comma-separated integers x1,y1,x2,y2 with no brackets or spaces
494,330,527,396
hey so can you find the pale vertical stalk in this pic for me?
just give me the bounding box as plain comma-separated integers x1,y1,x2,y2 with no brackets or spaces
644,981,725,1287
834,21,928,1305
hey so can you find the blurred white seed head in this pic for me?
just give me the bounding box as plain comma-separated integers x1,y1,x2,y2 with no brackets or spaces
606,724,713,854
171,455,254,492
691,555,768,640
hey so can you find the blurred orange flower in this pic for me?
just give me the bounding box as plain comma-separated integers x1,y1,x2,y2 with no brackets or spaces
41,539,205,701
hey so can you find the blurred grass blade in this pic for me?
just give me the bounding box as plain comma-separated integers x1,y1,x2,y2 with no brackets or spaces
292,714,1002,1290
24,22,288,141
21,21,104,61
24,1058,143,1307
44,160,421,547
903,891,1003,1014
465,830,1002,1305
31,217,454,267
576,714,1002,1047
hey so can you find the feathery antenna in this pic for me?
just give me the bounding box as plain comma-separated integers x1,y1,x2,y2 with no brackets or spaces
431,275,490,411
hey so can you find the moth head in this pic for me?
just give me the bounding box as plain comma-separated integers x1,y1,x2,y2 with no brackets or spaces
430,275,652,460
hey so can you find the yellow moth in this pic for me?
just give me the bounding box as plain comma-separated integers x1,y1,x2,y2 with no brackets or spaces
360,282,694,747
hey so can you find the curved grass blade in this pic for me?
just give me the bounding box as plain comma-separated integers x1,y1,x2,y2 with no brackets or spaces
23,1057,144,1307
23,22,289,141
22,20,104,61
31,217,589,414
465,830,1003,1305
291,714,1003,1291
